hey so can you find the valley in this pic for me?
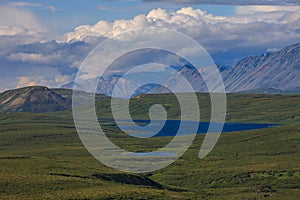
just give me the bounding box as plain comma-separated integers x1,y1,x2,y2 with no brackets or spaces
0,93,299,199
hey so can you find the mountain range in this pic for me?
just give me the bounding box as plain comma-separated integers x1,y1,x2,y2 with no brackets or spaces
153,42,300,94
0,41,299,113
62,42,300,95
224,42,300,92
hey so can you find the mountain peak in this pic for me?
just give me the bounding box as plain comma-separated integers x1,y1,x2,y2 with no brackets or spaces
0,86,71,113
224,42,300,92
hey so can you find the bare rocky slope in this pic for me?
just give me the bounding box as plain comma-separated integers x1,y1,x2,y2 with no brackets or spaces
84,42,300,95
0,86,71,113
0,86,106,113
224,42,300,92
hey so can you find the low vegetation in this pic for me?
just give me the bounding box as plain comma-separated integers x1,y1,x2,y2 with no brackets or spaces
0,93,299,199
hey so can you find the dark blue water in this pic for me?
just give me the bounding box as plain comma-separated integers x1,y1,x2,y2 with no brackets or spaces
116,119,278,137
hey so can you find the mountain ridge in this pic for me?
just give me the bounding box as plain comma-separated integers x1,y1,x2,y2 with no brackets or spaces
224,42,300,92
1,42,300,113
0,86,107,113
0,86,71,113
61,42,300,95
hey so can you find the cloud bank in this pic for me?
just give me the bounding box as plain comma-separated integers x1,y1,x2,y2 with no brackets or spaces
61,6,300,54
0,5,48,49
143,0,300,5
1,5,300,91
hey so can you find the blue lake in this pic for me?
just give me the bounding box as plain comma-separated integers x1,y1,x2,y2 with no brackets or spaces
116,119,278,138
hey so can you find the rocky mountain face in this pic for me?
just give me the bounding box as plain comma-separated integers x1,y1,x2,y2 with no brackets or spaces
61,82,84,91
87,42,300,95
0,86,71,113
151,42,300,94
62,42,300,96
96,75,161,98
149,64,230,94
0,86,107,113
224,42,300,92
2,42,299,113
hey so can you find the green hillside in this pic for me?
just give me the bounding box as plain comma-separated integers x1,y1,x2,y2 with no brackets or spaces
0,93,299,199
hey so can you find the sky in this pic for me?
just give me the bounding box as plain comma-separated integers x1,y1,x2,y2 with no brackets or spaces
0,0,300,91
0,0,238,33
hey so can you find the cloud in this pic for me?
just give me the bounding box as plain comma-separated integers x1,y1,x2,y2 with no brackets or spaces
2,40,92,79
0,60,75,91
0,5,47,47
45,6,56,12
0,39,93,91
8,2,43,7
7,53,61,64
0,42,80,92
61,7,300,54
7,1,56,12
17,76,36,88
0,26,28,36
143,0,300,5
266,47,281,52
236,5,300,14
98,5,121,11
2,5,300,92
16,73,72,89
54,74,70,84
0,6,45,33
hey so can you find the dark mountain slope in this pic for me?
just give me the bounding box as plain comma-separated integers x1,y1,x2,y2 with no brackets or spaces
0,86,108,113
0,86,71,113
224,42,300,92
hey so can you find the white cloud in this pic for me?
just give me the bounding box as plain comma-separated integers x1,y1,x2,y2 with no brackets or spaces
8,2,43,7
0,5,46,47
266,47,281,52
0,6,45,33
54,74,71,85
236,5,300,14
17,76,39,88
143,0,300,6
0,26,28,36
16,73,71,89
7,1,56,12
16,75,54,88
7,53,61,64
61,7,300,54
2,5,300,92
125,63,169,74
45,6,56,12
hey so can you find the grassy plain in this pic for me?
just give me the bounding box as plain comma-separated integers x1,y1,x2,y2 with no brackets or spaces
0,93,299,199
